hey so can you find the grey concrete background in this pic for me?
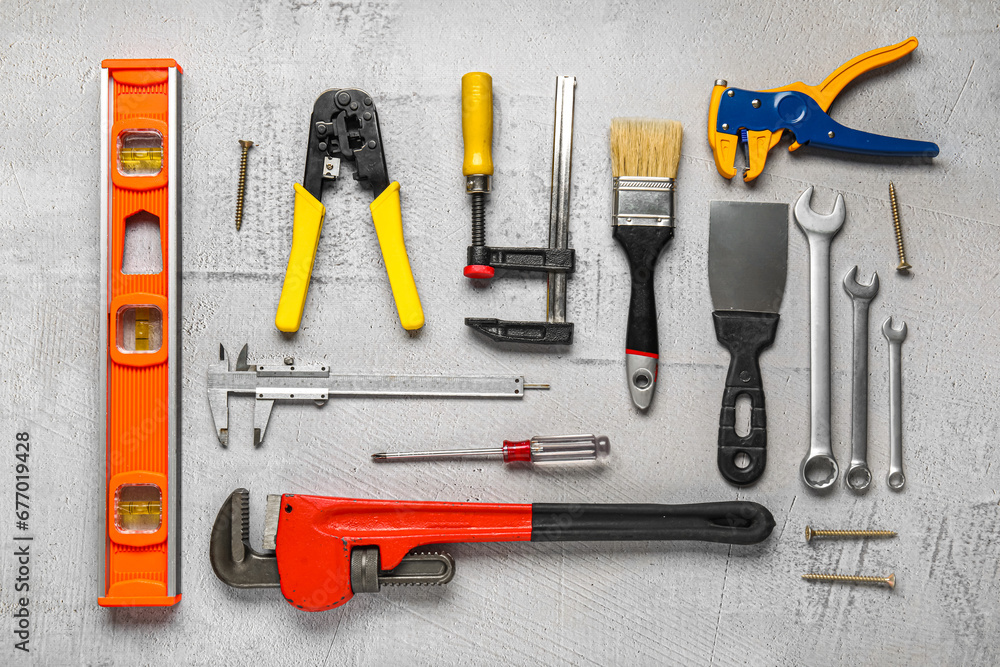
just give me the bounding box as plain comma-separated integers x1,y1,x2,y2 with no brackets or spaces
1,0,998,664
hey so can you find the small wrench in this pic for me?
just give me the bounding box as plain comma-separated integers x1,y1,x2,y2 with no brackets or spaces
794,187,846,490
882,317,907,490
842,267,879,491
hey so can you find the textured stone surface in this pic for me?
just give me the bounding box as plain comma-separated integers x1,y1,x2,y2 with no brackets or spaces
0,0,998,664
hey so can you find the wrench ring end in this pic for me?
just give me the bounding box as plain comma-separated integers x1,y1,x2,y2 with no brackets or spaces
845,465,872,491
887,470,905,490
801,455,839,490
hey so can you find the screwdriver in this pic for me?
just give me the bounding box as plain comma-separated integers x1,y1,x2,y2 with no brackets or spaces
371,434,610,465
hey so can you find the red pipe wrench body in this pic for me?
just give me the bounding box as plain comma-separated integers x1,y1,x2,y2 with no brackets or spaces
268,493,774,611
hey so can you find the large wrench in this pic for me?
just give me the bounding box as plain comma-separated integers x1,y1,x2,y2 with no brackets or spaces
842,267,879,491
882,317,908,490
794,187,846,490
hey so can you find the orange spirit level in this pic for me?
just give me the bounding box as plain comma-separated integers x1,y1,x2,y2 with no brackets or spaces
99,59,182,607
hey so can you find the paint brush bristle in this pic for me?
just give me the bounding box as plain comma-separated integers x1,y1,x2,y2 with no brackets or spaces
610,118,683,179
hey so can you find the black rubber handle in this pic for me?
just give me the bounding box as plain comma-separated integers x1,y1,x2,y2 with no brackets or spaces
712,311,780,486
531,501,775,545
613,226,674,354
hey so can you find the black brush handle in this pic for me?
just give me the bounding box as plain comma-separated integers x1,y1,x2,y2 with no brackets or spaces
712,311,780,485
531,501,775,545
613,226,674,354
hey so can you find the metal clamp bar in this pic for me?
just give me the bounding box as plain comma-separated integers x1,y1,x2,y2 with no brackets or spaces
546,76,577,325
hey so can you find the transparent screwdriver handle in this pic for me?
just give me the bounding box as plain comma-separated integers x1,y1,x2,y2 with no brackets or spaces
503,434,611,463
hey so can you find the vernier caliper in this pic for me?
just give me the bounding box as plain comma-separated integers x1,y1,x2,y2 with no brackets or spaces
208,344,549,447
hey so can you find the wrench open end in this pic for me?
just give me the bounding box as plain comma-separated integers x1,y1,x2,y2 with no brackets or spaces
882,317,908,341
794,186,846,236
843,266,879,300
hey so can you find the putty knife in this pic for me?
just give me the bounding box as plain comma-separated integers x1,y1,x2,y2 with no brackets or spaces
708,201,788,485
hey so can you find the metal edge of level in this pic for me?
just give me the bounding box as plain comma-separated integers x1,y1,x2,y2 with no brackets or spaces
98,66,110,598
167,64,181,598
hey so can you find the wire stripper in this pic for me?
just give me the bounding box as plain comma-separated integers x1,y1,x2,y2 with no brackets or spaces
708,37,940,182
211,489,775,612
275,88,424,332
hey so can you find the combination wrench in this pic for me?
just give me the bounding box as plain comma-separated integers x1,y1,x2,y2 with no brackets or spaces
842,267,879,491
882,317,908,490
794,187,846,490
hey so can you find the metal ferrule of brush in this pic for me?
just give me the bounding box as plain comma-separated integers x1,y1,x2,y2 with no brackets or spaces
612,177,675,227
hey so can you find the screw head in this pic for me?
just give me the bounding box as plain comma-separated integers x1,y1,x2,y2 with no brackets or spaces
727,89,735,97
886,573,896,589
239,140,254,149
751,99,761,108
805,525,814,542
896,261,912,272
722,123,729,131
828,131,835,138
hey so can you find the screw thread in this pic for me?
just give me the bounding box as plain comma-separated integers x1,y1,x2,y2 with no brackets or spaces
889,182,909,270
802,573,895,588
814,529,896,539
470,192,486,246
235,141,253,231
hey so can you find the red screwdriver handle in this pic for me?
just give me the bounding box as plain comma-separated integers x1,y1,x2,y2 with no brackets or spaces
501,439,533,462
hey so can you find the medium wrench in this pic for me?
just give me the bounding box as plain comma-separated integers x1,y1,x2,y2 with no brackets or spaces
882,317,908,490
794,187,846,490
842,267,879,491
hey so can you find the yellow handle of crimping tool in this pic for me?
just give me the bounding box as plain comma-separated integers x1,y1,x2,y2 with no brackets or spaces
275,184,326,333
370,182,424,331
462,72,494,176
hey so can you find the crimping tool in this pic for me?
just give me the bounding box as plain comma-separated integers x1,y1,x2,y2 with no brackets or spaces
708,37,939,182
275,88,423,332
211,489,775,612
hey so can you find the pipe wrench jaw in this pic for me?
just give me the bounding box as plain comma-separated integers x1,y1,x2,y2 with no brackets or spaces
209,489,280,588
210,490,458,611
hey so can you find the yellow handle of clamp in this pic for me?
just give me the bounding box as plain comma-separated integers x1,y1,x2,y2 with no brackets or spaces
275,184,325,333
461,72,494,176
370,182,424,331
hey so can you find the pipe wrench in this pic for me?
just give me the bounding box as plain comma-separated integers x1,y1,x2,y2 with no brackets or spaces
708,37,939,182
275,88,423,332
211,489,775,612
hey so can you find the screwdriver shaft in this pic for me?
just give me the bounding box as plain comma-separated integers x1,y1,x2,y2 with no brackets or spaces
373,447,503,461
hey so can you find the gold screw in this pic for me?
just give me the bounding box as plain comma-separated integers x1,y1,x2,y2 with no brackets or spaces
802,573,895,589
235,140,254,231
804,526,897,542
889,182,911,272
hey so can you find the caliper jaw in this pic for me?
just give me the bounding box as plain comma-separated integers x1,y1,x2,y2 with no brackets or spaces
207,344,280,448
206,344,235,447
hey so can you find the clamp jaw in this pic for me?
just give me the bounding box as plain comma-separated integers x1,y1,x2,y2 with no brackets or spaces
275,88,424,333
709,37,940,182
